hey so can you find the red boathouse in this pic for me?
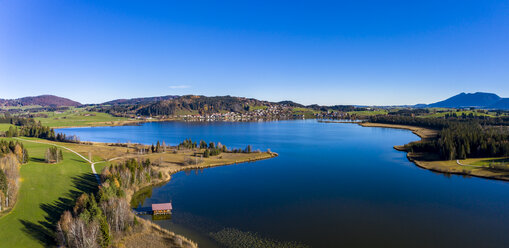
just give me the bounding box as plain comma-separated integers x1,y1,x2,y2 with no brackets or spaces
151,203,172,215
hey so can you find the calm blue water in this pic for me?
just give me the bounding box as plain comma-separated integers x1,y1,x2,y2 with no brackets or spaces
57,120,509,248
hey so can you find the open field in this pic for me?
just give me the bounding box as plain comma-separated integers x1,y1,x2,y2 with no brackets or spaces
250,105,268,110
0,123,13,131
421,110,498,118
411,156,509,181
33,108,130,127
0,138,100,247
347,110,388,116
291,107,320,118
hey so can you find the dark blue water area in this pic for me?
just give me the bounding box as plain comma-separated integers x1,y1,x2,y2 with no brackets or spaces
57,120,509,248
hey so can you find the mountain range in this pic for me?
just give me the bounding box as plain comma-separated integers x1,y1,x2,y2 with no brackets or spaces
1,92,508,110
426,92,509,109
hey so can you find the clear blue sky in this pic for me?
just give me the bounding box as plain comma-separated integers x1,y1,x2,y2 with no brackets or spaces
1,0,508,105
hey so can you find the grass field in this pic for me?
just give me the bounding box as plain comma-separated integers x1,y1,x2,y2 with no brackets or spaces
422,110,496,118
0,138,102,248
250,105,268,111
33,108,129,127
468,157,509,168
347,110,388,116
0,123,13,132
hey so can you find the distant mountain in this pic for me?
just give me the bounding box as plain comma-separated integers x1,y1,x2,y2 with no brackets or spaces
488,98,509,110
102,95,180,105
427,92,506,109
0,95,81,107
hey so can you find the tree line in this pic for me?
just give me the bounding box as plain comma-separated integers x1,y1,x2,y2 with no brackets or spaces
57,158,161,248
0,115,35,126
407,123,509,160
4,122,79,143
369,115,509,160
0,140,29,212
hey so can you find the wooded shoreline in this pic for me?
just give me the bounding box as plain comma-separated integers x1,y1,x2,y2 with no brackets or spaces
359,122,509,182
121,151,278,247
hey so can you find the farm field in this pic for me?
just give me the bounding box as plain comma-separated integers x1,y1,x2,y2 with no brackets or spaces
32,108,130,127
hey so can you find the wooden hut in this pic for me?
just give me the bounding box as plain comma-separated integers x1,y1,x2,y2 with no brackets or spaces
152,203,172,215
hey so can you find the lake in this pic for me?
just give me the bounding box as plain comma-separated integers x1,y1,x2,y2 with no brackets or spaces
57,120,509,248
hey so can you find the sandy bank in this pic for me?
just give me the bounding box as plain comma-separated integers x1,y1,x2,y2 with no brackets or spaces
358,122,438,140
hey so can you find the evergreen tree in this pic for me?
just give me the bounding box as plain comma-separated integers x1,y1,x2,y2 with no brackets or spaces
156,141,161,153
0,170,7,196
99,216,111,248
245,145,252,153
58,150,64,162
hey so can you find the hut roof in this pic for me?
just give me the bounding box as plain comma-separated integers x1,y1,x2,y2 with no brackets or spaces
152,203,172,211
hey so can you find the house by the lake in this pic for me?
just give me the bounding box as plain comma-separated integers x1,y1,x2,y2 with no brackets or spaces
152,203,172,215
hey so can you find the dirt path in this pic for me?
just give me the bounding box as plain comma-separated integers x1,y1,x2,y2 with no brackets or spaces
14,137,102,184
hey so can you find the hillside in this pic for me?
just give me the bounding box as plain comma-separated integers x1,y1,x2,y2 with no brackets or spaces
102,95,179,105
489,98,509,110
0,95,81,107
137,95,271,116
427,92,508,109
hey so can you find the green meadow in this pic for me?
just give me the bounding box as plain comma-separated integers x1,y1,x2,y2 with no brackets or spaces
347,110,388,116
0,123,13,132
0,138,105,247
422,110,497,118
33,108,128,127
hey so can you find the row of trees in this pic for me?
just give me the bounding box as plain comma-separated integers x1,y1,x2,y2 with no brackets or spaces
371,116,509,160
0,141,28,211
370,114,509,128
5,123,79,143
57,159,155,247
100,159,156,189
0,140,29,163
0,115,35,126
57,193,112,248
369,115,451,129
436,124,508,160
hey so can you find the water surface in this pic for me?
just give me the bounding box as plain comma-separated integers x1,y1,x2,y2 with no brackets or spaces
57,120,509,248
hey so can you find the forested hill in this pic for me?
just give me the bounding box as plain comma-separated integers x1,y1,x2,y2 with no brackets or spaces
0,95,81,107
102,95,179,105
427,92,509,109
137,95,272,116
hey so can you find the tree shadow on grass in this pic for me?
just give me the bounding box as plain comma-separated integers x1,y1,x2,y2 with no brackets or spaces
20,172,100,246
29,157,46,163
71,158,86,163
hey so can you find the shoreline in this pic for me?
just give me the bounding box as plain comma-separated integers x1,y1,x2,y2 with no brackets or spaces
358,122,438,140
122,151,278,247
51,118,178,129
358,122,509,182
3,136,278,247
51,117,314,129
